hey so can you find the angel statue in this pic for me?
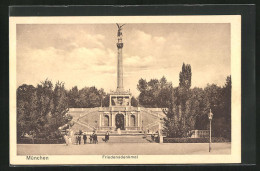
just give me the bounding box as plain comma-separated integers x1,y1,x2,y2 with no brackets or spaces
116,23,125,38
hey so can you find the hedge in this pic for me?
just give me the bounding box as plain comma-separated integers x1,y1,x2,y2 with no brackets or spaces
163,137,230,143
17,137,65,144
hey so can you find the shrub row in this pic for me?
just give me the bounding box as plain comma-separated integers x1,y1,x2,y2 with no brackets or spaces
163,137,230,143
17,138,65,144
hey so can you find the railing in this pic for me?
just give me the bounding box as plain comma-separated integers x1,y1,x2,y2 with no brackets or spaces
74,109,99,122
140,108,165,119
77,120,96,131
144,121,163,133
190,130,210,138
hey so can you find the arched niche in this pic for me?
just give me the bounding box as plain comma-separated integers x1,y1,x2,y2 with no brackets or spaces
104,115,109,127
130,115,136,127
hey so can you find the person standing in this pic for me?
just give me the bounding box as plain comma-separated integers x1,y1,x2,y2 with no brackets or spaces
94,132,98,144
105,131,110,142
75,134,78,145
89,134,93,144
83,133,87,144
91,131,95,143
78,134,82,145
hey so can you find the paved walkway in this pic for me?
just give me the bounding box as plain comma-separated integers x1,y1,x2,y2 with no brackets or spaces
17,143,230,155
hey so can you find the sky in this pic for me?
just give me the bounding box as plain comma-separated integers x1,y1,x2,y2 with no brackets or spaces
16,23,230,96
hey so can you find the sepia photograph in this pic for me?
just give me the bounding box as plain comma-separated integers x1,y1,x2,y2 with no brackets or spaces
9,16,241,165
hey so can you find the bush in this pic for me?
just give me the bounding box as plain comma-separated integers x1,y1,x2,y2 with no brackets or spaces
17,137,65,144
163,137,230,143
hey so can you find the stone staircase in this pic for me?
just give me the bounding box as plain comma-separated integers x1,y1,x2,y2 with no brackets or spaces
101,135,154,143
140,108,164,133
92,134,155,143
66,107,164,143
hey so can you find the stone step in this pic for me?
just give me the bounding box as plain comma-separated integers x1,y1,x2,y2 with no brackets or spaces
96,130,142,134
74,135,156,144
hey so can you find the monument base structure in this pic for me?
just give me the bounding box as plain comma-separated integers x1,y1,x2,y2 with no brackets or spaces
98,89,141,131
68,106,164,133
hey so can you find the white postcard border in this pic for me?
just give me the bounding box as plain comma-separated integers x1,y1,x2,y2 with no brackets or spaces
9,15,241,165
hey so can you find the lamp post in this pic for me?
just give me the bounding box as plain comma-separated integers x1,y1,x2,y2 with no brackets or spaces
208,109,213,152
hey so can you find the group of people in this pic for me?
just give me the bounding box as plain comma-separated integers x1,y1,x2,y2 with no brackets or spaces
75,133,88,145
89,131,98,144
75,131,99,145
151,131,160,142
64,130,110,145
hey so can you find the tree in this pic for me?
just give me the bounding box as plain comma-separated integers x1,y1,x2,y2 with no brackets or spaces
103,95,110,107
137,78,150,107
199,78,231,140
137,78,148,93
17,84,38,139
218,76,231,140
50,81,69,139
131,96,139,107
68,86,79,108
76,86,103,108
163,86,184,138
17,79,74,141
177,63,192,137
35,79,54,138
157,81,172,108
137,76,172,108
179,63,192,89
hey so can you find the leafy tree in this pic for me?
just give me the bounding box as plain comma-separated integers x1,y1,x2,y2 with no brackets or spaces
163,86,185,138
177,63,192,137
49,81,69,139
68,86,79,108
179,63,192,89
137,78,149,107
137,63,231,140
157,80,172,108
131,96,139,107
137,78,148,92
103,95,110,107
77,86,103,108
221,76,231,140
17,79,73,141
17,84,38,139
137,76,172,108
35,79,54,138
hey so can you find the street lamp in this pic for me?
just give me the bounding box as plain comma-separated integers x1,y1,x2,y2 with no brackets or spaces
208,108,213,152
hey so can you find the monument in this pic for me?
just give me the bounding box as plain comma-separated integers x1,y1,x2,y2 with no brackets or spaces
67,24,164,134
98,24,141,131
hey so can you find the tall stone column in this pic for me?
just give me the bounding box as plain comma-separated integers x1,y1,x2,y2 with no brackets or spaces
116,34,124,92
